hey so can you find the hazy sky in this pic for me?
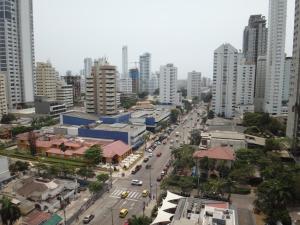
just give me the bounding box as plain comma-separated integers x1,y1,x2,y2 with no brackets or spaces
33,0,295,79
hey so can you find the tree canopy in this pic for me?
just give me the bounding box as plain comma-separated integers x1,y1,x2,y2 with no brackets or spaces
84,144,103,165
0,196,21,225
170,109,180,123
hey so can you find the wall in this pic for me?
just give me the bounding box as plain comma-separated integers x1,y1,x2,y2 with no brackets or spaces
62,115,96,126
100,113,131,124
78,128,129,144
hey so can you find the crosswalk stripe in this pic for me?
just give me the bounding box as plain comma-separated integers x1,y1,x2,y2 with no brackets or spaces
114,190,123,196
131,192,139,199
128,192,136,198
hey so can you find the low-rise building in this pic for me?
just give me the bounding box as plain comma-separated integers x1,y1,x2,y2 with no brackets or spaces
56,80,73,108
17,132,132,163
193,146,236,168
34,96,66,118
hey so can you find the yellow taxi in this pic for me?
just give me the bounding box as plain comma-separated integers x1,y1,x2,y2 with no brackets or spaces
142,189,149,197
119,208,128,218
121,191,129,199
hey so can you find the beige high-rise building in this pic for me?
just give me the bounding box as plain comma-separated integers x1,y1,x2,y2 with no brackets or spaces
85,59,117,115
0,74,8,116
36,62,57,100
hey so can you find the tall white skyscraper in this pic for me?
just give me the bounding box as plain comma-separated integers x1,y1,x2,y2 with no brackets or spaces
0,0,35,108
149,73,159,95
187,71,202,100
212,44,239,118
264,0,287,115
139,53,151,93
159,64,177,105
84,58,93,78
122,46,128,78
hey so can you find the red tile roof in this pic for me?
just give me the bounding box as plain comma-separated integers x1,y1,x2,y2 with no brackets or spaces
103,140,131,158
193,146,235,161
46,148,73,156
22,210,51,225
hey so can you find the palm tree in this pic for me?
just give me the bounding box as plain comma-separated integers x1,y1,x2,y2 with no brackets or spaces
0,196,21,225
128,215,152,225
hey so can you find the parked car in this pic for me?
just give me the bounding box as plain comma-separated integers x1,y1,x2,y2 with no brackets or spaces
157,176,162,182
149,153,153,157
143,157,149,163
145,164,151,169
156,152,162,157
83,215,95,224
161,171,166,176
119,208,128,218
131,179,143,186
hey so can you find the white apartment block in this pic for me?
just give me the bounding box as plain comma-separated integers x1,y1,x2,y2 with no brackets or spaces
187,71,202,100
254,56,267,112
56,80,73,108
139,53,151,93
159,64,177,105
0,74,7,116
236,59,255,107
85,76,95,114
264,0,287,115
0,0,35,108
119,77,132,94
36,62,57,100
212,44,239,118
84,58,93,78
282,57,292,102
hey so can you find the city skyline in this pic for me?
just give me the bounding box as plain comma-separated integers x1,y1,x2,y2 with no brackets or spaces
33,0,294,79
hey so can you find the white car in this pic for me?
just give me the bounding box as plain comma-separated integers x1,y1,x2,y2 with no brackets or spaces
149,153,153,157
147,149,152,153
131,179,143,186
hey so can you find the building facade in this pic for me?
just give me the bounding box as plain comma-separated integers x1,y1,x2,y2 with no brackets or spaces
122,46,128,78
236,59,255,111
139,53,151,93
243,15,268,64
0,74,7,116
264,0,287,115
149,73,159,95
119,77,132,94
187,71,202,100
56,80,73,108
84,58,93,78
129,68,139,94
0,0,35,108
36,62,57,100
282,57,292,103
62,75,81,102
212,44,239,118
287,0,300,151
254,56,267,112
86,59,117,115
159,64,177,105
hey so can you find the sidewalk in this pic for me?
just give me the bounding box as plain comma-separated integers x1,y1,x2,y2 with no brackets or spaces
144,200,157,217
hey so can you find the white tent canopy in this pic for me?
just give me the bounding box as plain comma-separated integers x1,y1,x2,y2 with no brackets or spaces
151,209,174,225
164,191,184,202
160,199,177,211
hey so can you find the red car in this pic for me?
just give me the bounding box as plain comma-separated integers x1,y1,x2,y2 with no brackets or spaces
157,176,162,182
156,152,162,157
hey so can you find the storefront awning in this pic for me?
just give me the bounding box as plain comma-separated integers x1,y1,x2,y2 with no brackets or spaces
160,199,177,211
151,209,174,225
165,191,184,202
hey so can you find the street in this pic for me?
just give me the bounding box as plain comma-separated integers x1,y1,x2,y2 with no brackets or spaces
73,107,204,225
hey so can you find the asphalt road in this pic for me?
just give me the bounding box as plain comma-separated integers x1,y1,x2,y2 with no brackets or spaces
74,107,204,225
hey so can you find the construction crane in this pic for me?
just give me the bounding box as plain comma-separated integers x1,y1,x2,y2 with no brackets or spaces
130,61,139,68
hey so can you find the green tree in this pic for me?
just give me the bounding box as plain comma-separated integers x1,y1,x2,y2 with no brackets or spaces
0,196,21,225
183,100,192,112
179,87,187,98
170,109,180,123
9,161,29,174
1,114,16,124
138,92,148,100
265,138,281,151
84,144,103,165
192,96,200,105
96,173,109,182
153,88,159,96
128,215,152,225
59,142,67,153
189,129,201,145
77,167,95,179
88,181,103,194
202,178,226,197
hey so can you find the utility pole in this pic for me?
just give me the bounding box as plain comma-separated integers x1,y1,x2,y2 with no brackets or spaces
110,162,113,190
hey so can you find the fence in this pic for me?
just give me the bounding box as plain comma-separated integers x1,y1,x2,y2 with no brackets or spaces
66,184,108,225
